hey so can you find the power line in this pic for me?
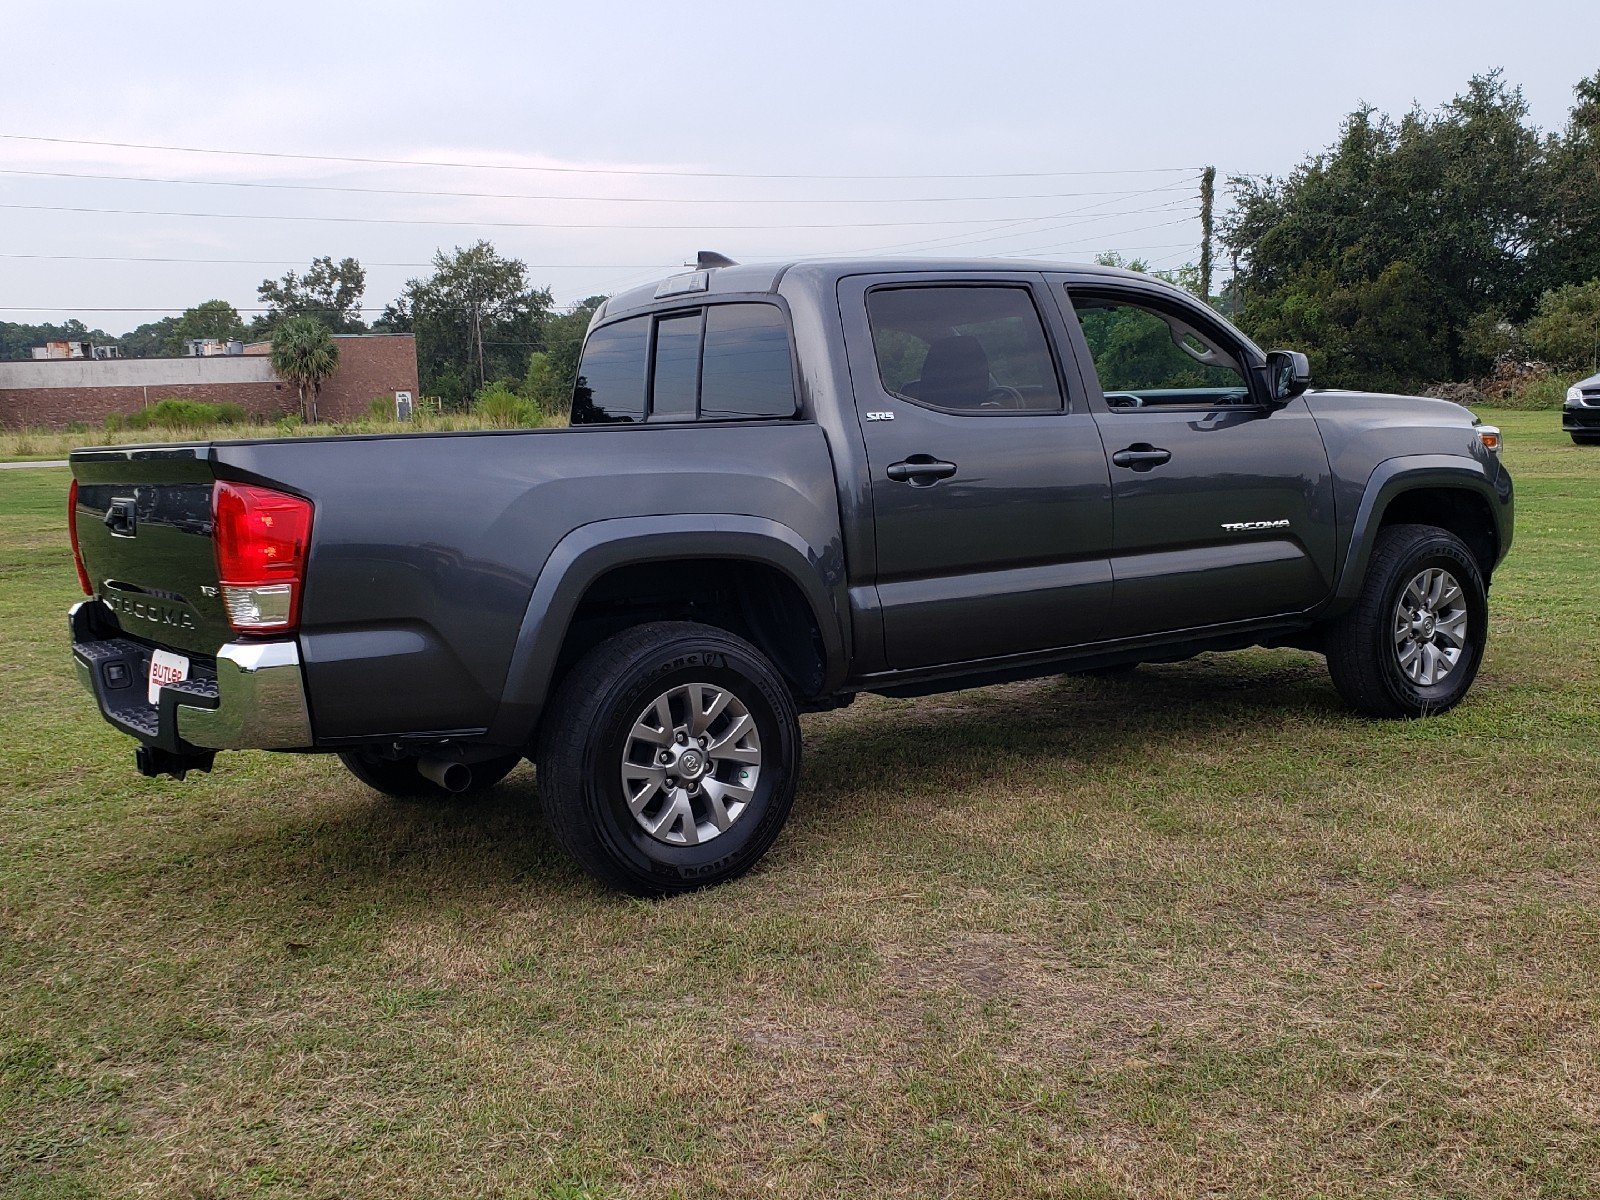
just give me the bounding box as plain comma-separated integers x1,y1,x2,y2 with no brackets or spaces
841,177,1201,257
0,251,672,269
849,198,1194,258
0,303,597,316
0,166,1201,207
0,305,392,312
0,132,1203,182
1003,216,1200,256
0,199,1185,232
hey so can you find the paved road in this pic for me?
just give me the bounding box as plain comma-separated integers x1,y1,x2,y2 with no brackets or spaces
0,459,68,470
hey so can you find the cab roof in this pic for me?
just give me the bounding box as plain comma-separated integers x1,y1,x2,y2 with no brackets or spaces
595,257,1182,324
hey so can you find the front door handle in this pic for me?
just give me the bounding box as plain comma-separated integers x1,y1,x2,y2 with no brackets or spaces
1111,444,1172,471
886,455,958,485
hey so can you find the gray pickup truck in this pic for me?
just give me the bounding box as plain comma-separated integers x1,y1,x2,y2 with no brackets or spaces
68,257,1513,894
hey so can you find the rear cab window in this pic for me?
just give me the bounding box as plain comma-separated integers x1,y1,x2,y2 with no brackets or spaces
865,285,1063,413
571,302,798,425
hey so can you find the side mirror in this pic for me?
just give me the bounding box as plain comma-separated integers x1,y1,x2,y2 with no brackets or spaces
1265,350,1311,403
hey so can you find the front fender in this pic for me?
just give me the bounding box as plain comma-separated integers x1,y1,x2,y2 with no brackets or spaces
487,514,849,744
1329,454,1514,613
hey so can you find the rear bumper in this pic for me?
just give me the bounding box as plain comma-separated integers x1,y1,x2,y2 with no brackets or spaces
70,600,313,752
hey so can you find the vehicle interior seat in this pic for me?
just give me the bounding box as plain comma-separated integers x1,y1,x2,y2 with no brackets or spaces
907,334,992,408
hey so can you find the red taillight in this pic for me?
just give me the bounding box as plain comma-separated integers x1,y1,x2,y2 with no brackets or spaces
212,481,313,634
67,478,92,595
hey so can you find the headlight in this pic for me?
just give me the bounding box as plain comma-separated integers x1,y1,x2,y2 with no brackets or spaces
1477,425,1502,456
1569,385,1585,407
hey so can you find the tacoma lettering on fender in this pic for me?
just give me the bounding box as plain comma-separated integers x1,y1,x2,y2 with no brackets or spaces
68,256,1513,895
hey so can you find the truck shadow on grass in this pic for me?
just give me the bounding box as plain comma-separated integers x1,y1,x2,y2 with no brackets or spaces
202,652,1341,909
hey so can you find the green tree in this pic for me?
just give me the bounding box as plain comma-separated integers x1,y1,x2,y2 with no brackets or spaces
257,256,367,334
388,242,552,404
269,317,340,422
0,318,115,360
521,352,562,412
117,316,180,358
171,300,246,352
1534,72,1600,295
1223,71,1553,389
1523,280,1600,371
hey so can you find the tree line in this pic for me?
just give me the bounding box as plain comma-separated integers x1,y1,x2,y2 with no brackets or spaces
11,67,1595,408
0,244,605,420
1222,70,1600,392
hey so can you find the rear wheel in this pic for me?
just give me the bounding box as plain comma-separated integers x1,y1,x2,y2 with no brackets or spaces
1324,523,1488,718
338,749,522,800
536,621,801,897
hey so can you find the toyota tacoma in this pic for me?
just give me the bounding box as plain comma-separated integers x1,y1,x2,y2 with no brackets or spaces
67,257,1514,894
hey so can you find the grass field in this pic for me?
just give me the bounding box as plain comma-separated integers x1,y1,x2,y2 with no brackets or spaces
3,408,1597,1198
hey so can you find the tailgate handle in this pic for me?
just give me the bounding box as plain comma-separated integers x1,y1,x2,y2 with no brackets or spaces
104,497,137,537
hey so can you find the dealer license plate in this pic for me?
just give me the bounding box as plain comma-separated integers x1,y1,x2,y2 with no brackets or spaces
148,649,190,704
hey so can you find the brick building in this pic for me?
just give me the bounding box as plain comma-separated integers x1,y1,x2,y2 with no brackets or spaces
0,334,419,429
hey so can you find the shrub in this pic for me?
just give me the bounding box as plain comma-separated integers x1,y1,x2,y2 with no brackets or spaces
124,398,248,432
471,382,541,429
1523,280,1600,372
522,351,572,416
1487,370,1588,411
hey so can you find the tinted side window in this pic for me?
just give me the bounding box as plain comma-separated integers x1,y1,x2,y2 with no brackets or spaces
700,304,797,420
866,285,1062,412
571,316,648,424
650,311,702,421
1069,293,1250,407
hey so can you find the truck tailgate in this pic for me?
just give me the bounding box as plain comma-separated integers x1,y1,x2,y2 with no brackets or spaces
70,445,233,657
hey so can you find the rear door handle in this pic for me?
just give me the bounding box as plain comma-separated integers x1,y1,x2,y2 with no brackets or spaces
1111,444,1172,471
886,455,958,485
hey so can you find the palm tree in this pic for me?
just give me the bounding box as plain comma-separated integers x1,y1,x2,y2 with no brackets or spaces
269,317,340,422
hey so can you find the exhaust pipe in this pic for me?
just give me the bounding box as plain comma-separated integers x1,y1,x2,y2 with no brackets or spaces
417,753,472,793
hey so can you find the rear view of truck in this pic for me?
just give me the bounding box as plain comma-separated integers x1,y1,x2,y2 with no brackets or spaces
68,445,315,779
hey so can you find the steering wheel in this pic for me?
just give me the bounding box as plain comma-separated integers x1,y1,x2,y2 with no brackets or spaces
979,385,1027,410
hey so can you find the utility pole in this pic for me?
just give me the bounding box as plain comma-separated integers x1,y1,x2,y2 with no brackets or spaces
1199,165,1216,302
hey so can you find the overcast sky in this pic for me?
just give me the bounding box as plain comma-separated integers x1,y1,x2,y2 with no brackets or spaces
3,0,1596,334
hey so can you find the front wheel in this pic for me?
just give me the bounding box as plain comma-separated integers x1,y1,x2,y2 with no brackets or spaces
1324,523,1488,718
1572,433,1600,446
535,621,801,897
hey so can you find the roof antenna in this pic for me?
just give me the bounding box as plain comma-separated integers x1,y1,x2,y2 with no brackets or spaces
696,250,738,269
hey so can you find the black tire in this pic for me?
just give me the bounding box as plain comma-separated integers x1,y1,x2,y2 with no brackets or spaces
1324,523,1488,718
338,749,522,800
535,621,801,897
1572,433,1600,446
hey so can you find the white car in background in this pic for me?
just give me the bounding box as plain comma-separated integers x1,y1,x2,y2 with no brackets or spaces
1564,371,1600,445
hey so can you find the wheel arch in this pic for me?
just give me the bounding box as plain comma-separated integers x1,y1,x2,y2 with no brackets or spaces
1332,456,1512,613
488,516,849,745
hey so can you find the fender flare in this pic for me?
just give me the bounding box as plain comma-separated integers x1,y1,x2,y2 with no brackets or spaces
487,514,849,743
1331,454,1512,610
